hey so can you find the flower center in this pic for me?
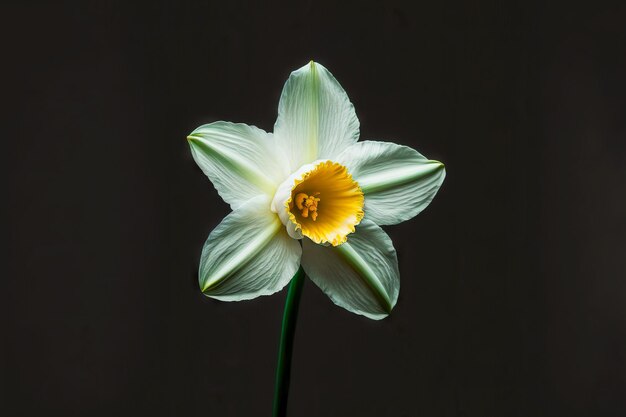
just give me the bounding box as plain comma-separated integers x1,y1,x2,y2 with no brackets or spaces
285,161,364,246
294,192,320,220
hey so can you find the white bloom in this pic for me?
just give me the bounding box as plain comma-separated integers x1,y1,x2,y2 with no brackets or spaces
187,61,445,320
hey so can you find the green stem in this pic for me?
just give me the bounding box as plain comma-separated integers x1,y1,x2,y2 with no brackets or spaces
272,266,305,417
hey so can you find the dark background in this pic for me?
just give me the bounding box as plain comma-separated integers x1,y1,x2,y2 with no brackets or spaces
4,1,626,416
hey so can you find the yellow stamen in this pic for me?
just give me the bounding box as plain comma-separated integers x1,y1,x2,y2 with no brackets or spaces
294,192,320,220
285,161,364,246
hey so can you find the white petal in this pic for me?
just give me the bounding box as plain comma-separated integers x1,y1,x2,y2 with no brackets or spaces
337,141,445,225
274,61,360,172
199,195,302,301
188,121,290,210
301,220,399,320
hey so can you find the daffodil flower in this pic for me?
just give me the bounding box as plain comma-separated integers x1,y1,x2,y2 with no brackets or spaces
187,61,445,320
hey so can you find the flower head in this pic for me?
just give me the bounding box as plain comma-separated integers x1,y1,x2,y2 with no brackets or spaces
188,61,445,319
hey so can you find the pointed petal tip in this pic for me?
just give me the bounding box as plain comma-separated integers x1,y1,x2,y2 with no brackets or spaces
353,304,393,320
380,299,393,316
427,160,445,173
385,302,393,314
308,60,319,73
200,277,213,293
